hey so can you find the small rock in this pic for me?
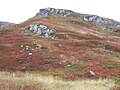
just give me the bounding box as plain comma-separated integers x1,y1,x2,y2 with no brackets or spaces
20,50,23,52
89,70,96,76
22,67,26,69
20,45,23,47
28,53,33,56
67,64,71,67
25,46,29,51
51,36,55,39
58,44,62,47
35,45,42,49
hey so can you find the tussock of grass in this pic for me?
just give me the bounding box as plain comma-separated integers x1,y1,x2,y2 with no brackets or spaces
0,71,116,90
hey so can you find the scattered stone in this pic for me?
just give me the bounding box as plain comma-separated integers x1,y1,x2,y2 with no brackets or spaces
58,44,62,47
35,44,47,50
67,64,71,67
51,36,55,39
35,45,42,49
88,70,96,76
20,45,23,47
17,58,25,63
59,62,62,64
25,46,29,51
22,67,26,69
28,53,33,56
31,49,34,51
20,50,23,52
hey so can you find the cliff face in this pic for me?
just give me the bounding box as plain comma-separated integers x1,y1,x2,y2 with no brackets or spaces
0,21,15,29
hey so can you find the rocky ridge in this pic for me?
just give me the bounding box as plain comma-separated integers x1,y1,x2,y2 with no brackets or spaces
36,7,73,17
36,8,120,31
82,15,120,31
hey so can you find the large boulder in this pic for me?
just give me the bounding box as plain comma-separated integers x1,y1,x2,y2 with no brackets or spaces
28,24,55,38
36,7,72,17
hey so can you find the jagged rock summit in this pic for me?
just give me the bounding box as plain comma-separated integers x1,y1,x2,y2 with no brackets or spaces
36,7,73,17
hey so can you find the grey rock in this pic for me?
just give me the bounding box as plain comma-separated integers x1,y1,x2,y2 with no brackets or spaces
37,28,42,34
28,24,55,38
88,70,96,76
35,45,46,49
82,15,120,31
35,45,42,49
36,7,72,17
39,25,48,29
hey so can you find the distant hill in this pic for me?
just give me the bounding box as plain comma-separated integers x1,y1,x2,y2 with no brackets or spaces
0,21,15,29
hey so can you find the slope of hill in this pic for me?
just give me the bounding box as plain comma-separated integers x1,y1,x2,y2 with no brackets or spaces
0,8,120,81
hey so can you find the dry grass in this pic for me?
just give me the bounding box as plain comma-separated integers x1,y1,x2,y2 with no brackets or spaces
0,71,116,90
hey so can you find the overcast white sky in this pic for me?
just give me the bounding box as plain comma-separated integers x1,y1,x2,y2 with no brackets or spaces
0,0,120,23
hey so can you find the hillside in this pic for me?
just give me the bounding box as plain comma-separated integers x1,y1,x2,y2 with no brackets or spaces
0,8,120,81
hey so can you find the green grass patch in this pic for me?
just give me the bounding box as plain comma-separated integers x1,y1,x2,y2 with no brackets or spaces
87,53,103,59
14,42,23,46
64,61,88,67
98,61,120,68
64,61,88,73
111,73,120,84
73,41,92,47
21,62,33,68
65,67,86,73
112,53,120,58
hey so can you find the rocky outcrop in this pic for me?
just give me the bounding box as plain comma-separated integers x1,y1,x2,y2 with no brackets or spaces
0,21,15,29
82,15,120,31
28,24,55,38
36,7,73,17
